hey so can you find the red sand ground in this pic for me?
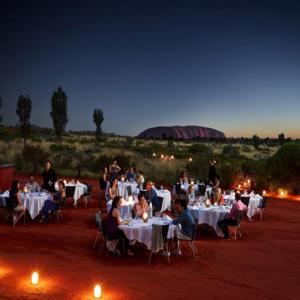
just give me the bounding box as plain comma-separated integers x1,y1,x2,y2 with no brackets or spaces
1,174,300,300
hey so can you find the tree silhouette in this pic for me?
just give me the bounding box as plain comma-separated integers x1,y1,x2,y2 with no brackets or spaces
252,134,260,150
50,87,68,141
0,97,2,124
16,95,32,147
93,109,104,139
278,133,285,146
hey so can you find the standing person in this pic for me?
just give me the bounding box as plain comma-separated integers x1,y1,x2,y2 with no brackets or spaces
125,166,136,182
207,159,220,200
40,180,66,223
109,160,121,181
25,175,41,193
99,167,108,191
8,180,26,226
217,192,247,239
42,161,57,193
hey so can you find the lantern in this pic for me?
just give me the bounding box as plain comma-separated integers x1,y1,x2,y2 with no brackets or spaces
171,155,174,160
94,284,102,299
161,154,164,159
24,186,28,193
142,212,149,223
262,190,266,196
152,153,156,157
31,272,39,285
189,157,193,162
205,199,211,207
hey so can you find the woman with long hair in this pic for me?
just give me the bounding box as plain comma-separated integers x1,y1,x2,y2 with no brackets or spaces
9,180,26,226
106,196,134,256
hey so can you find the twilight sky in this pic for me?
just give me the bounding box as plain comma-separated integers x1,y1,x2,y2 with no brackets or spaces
1,0,300,138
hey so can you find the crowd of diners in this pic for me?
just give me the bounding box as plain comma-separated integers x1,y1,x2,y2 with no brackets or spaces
4,158,249,255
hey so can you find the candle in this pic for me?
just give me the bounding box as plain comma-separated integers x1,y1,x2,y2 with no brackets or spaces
31,272,39,285
94,284,101,299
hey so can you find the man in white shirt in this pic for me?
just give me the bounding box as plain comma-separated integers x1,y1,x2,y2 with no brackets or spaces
26,175,41,193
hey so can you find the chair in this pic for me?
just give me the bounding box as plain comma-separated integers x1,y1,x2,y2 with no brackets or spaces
65,186,76,203
175,183,184,195
55,197,66,223
99,177,107,191
82,183,93,208
149,224,170,264
241,196,250,207
177,224,199,261
4,197,26,227
197,184,206,196
257,197,268,221
229,211,243,240
126,185,132,197
93,212,106,253
101,218,125,256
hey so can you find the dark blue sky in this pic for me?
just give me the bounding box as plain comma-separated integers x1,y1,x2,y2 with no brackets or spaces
1,0,300,137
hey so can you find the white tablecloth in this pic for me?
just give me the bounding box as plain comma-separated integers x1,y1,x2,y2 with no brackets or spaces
0,191,9,207
106,199,135,219
223,194,263,219
21,192,52,219
119,217,175,250
155,189,172,212
55,182,87,204
188,204,230,237
118,181,138,199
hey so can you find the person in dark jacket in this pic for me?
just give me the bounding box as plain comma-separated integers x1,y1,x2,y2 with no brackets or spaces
42,161,57,192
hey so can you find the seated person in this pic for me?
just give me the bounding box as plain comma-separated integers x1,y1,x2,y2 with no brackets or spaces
25,175,41,193
9,180,26,226
125,166,136,182
187,185,195,205
134,194,149,217
214,187,224,205
145,181,161,211
109,178,119,200
106,196,134,256
40,180,66,222
42,161,57,193
136,170,145,190
217,192,247,239
172,198,195,240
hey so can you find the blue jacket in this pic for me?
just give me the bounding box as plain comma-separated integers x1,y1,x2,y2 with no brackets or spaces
173,208,194,238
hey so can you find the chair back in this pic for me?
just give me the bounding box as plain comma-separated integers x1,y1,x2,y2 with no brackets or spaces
192,223,198,241
241,196,250,207
126,185,132,197
95,212,102,231
59,197,66,210
157,196,163,211
175,183,182,195
65,186,76,198
83,183,93,196
198,184,206,196
260,196,268,209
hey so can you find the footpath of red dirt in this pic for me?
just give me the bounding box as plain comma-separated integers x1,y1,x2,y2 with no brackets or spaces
1,174,300,299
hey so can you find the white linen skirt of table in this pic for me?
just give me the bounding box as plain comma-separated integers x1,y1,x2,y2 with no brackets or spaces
156,189,172,211
72,184,88,205
106,200,134,219
189,206,230,237
118,182,138,200
247,196,263,219
21,193,52,219
119,218,175,250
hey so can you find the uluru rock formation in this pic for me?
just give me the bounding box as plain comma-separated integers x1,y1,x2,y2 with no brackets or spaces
138,125,226,140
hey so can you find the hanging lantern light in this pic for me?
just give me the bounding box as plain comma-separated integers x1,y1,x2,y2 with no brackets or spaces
142,212,149,223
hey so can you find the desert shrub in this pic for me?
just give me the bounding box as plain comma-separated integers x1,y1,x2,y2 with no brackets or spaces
267,142,300,193
222,145,240,157
22,145,50,173
218,158,243,189
93,155,112,172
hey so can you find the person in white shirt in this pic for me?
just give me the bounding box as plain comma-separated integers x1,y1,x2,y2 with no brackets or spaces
26,175,41,193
